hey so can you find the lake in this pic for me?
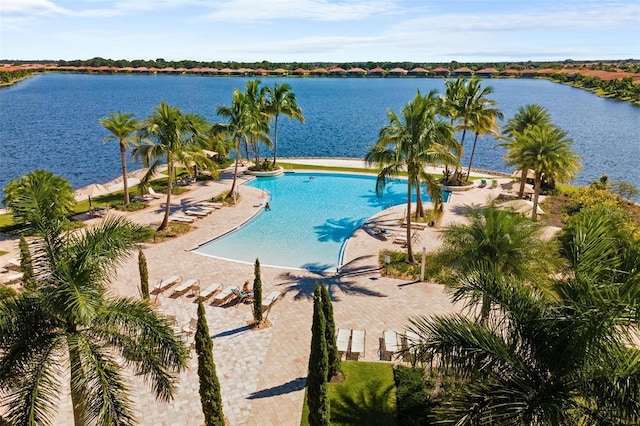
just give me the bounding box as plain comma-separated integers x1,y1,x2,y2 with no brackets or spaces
0,73,638,192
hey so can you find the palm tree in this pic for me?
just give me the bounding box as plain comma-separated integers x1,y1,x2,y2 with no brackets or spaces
501,105,552,197
515,124,582,220
365,91,456,262
265,83,304,166
242,80,271,169
0,181,188,424
134,101,211,231
215,89,249,198
464,98,503,180
439,205,558,321
407,207,640,425
3,169,75,235
100,111,140,206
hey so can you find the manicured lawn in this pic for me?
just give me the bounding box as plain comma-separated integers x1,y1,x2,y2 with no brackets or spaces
301,361,397,426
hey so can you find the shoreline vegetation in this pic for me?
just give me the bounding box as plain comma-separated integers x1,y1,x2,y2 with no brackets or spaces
1,58,639,104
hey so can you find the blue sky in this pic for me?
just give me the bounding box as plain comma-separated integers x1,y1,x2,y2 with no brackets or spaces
1,0,639,62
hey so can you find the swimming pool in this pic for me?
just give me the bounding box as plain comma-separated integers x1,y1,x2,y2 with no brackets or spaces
193,172,443,272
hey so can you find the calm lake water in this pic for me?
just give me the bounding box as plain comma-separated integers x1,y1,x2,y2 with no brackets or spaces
0,73,638,192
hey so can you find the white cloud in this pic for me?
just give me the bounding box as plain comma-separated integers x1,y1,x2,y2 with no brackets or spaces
201,0,399,22
0,0,67,15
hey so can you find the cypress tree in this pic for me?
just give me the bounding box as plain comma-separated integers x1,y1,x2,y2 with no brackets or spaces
307,284,330,426
138,246,149,300
195,300,225,426
320,284,340,380
18,236,36,288
252,258,263,324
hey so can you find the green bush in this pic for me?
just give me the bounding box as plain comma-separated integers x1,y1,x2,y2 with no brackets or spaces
394,366,431,426
110,200,149,212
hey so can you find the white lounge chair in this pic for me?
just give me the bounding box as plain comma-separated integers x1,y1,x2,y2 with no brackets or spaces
154,275,182,293
262,290,283,309
383,330,400,361
193,205,215,213
212,286,238,305
200,201,223,208
147,187,164,199
199,283,223,301
171,278,199,296
184,209,209,217
182,318,197,336
336,328,351,355
393,234,407,245
4,258,21,271
349,330,366,360
170,214,195,223
1,272,23,284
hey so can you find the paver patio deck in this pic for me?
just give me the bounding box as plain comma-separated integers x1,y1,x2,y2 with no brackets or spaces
0,160,530,425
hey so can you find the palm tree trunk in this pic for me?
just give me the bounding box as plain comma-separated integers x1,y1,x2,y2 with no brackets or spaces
415,181,424,219
406,181,414,262
531,174,542,221
229,156,239,199
272,114,279,166
120,141,130,206
69,342,87,426
159,160,172,231
465,133,479,181
518,170,527,198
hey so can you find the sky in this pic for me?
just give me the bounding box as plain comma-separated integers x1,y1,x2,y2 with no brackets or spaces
1,0,639,63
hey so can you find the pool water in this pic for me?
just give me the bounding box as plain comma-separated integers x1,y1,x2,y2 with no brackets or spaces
193,172,442,272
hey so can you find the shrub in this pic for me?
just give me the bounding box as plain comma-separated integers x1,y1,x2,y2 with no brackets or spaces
394,366,431,425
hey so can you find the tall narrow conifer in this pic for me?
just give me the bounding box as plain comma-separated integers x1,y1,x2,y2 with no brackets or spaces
253,258,263,324
307,284,330,426
320,284,340,380
138,246,149,300
195,300,225,426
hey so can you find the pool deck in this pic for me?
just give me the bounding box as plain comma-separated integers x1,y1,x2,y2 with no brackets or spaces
0,159,530,425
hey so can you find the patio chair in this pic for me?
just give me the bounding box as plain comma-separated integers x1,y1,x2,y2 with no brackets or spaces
382,330,400,361
146,187,164,199
491,179,498,188
262,290,283,309
199,283,223,301
231,287,253,304
373,227,391,241
171,278,199,297
199,201,223,209
349,330,366,360
1,272,23,285
336,329,351,356
184,209,209,217
392,234,408,245
212,286,238,306
479,179,487,188
154,275,182,293
170,214,195,223
182,318,197,336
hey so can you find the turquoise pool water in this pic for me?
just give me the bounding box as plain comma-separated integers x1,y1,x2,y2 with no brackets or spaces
193,172,445,272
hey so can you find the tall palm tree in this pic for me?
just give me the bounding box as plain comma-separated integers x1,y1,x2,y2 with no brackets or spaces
265,83,304,166
501,105,551,197
515,124,582,220
99,111,140,206
0,175,188,425
439,205,558,321
215,89,249,198
407,207,640,425
365,91,456,262
464,99,503,180
134,101,211,231
242,80,271,169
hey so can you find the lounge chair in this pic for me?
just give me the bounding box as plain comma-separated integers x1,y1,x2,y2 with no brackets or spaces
199,283,223,301
184,209,209,217
133,195,154,202
479,179,487,188
154,275,182,293
349,330,366,360
212,286,238,305
262,290,283,309
182,318,197,336
403,331,423,365
199,201,223,209
4,258,21,271
393,234,408,245
147,187,164,199
193,205,215,213
336,329,351,355
373,227,392,241
170,214,195,223
171,278,199,296
383,330,400,361
1,272,23,285
231,287,253,304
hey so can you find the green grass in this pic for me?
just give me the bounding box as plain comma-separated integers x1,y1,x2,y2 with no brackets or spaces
0,250,8,256
279,162,384,176
301,361,397,426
